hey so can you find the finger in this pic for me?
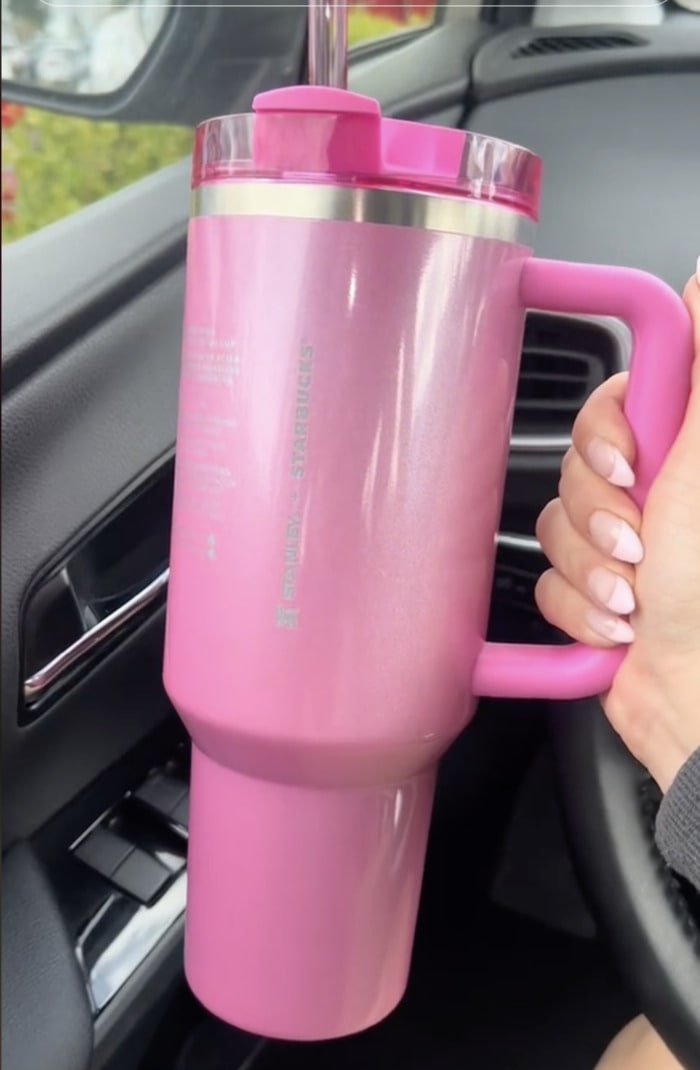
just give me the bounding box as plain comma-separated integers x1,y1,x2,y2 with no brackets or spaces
535,567,635,648
557,448,643,563
680,265,700,413
571,373,636,487
681,263,700,373
536,499,637,616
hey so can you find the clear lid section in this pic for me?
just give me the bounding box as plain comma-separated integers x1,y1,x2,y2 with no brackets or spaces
192,86,542,221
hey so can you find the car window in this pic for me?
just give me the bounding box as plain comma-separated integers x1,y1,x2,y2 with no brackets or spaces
1,0,440,247
348,0,439,48
1,0,188,245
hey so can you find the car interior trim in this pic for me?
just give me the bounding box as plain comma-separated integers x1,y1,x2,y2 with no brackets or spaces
23,568,171,706
496,532,541,553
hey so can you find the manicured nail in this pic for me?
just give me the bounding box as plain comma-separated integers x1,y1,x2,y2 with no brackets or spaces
587,566,636,615
586,437,635,487
588,510,644,564
586,608,635,644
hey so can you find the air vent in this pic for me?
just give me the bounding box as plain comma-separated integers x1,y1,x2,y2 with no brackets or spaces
512,33,644,59
513,315,621,438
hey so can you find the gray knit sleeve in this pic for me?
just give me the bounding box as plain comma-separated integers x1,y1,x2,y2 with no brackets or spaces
655,747,700,890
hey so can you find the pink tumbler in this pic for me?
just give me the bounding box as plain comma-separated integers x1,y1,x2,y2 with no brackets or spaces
163,86,693,1041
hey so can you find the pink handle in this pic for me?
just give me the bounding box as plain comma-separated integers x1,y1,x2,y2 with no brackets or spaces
473,258,694,700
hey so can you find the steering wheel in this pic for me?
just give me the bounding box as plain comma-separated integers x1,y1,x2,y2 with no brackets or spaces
552,699,700,1070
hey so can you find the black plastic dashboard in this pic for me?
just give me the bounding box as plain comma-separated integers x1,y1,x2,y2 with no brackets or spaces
467,71,700,294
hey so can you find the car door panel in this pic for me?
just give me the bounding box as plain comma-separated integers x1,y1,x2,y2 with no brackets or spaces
2,262,184,845
2,841,94,1070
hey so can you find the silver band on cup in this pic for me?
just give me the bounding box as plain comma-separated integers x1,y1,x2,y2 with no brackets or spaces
192,182,536,245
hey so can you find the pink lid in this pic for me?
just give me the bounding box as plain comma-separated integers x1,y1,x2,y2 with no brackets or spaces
192,86,542,221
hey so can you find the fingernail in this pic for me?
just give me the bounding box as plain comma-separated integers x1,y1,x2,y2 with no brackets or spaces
696,255,700,285
588,510,644,564
586,608,635,645
586,437,635,487
587,566,636,615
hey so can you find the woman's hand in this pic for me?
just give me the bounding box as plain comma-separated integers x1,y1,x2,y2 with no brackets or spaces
535,267,700,792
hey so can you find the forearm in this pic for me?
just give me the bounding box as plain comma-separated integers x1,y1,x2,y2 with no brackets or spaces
655,747,700,891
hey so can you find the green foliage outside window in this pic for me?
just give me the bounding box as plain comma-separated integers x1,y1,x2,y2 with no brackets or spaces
2,110,192,243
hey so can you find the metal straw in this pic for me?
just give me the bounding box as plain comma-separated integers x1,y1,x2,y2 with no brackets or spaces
307,0,349,89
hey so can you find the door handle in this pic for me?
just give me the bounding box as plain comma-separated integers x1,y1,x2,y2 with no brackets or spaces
23,568,169,706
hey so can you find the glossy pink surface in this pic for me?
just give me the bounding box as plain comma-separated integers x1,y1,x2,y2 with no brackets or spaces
166,216,527,766
185,746,435,1039
164,214,528,1037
